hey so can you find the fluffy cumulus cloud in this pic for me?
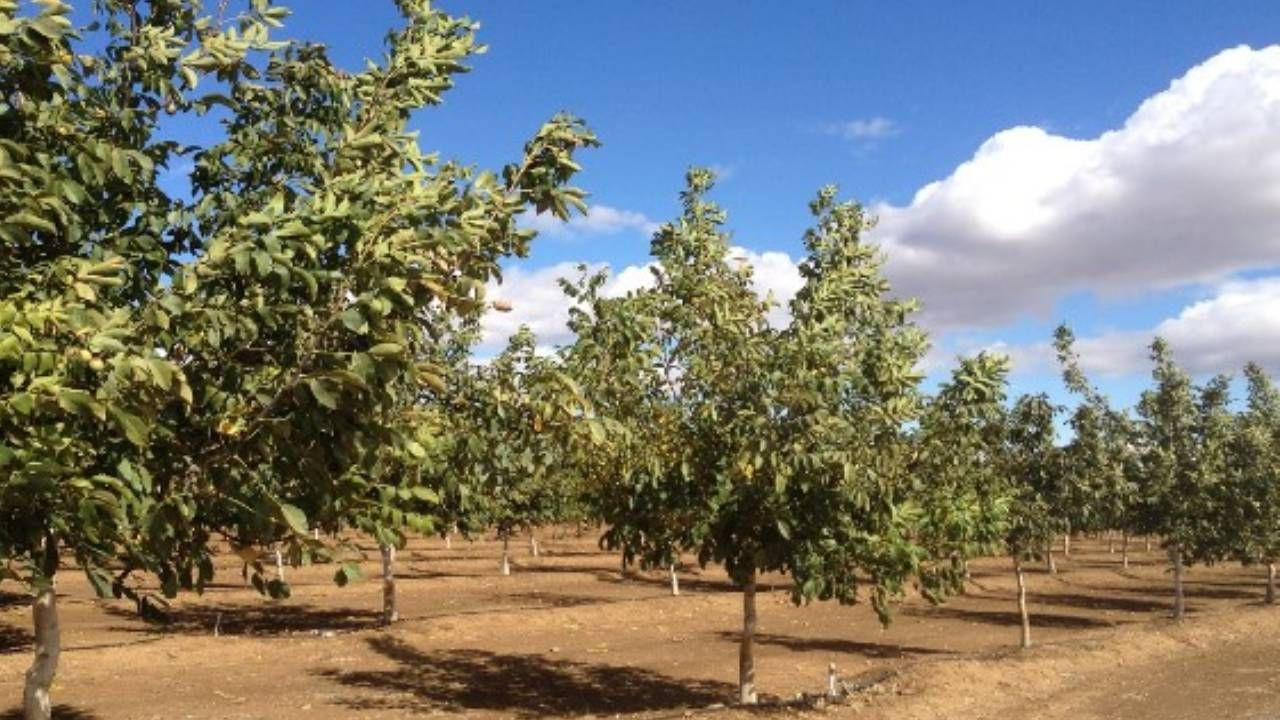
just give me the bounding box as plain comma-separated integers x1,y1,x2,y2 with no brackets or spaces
1074,277,1280,376
481,247,804,352
488,47,1280,373
522,204,660,240
961,276,1280,378
872,45,1280,332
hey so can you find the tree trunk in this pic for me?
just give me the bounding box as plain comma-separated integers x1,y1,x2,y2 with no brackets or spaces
444,532,452,550
1145,536,1152,552
669,563,680,596
274,544,285,581
501,534,511,576
1014,555,1031,649
1172,545,1186,619
1046,544,1057,575
529,531,539,557
1266,562,1276,605
1063,529,1071,559
1108,533,1115,553
23,584,60,720
1122,531,1130,569
739,568,758,705
380,544,398,625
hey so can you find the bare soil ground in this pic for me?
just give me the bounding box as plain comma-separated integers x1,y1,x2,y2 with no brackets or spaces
2,534,1279,719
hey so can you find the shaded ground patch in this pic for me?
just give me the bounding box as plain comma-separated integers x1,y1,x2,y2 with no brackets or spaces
103,601,382,637
318,635,732,717
715,631,951,659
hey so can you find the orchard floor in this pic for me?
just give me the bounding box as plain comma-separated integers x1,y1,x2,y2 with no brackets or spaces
3,534,1280,719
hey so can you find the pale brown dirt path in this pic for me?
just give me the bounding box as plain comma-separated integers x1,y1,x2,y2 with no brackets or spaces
1,536,1279,719
835,604,1280,720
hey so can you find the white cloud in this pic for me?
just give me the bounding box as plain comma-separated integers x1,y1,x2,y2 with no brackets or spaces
824,117,899,141
482,247,805,352
522,204,660,240
971,276,1280,379
1073,277,1280,377
729,246,804,327
482,262,609,350
871,45,1280,332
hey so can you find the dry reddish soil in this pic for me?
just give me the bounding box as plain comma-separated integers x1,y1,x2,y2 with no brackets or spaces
2,534,1279,719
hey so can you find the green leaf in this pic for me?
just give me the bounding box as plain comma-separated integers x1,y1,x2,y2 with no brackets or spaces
108,406,148,446
279,504,309,536
339,308,368,334
307,378,339,409
86,567,114,599
148,359,174,390
410,486,439,503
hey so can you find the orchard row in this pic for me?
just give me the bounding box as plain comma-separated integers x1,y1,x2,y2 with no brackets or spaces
2,1,1275,717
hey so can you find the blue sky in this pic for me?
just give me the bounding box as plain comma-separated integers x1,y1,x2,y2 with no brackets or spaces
188,2,1280,407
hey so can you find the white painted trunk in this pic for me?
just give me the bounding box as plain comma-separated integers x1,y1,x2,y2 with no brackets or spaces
1014,556,1031,649
274,545,285,581
501,535,511,576
529,532,539,557
380,544,398,625
669,563,680,596
1046,545,1057,575
739,569,758,705
1172,545,1186,619
23,585,59,720
1063,531,1071,559
1267,562,1276,605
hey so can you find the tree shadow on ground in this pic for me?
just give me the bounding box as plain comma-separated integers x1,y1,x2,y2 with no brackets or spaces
101,601,382,637
0,589,28,611
501,563,622,577
0,621,31,654
541,549,611,559
0,702,105,720
1025,591,1170,614
904,605,1115,629
604,572,767,595
713,631,951,659
317,636,732,717
0,706,102,720
1111,584,1256,601
395,567,479,581
407,550,509,563
496,592,606,610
